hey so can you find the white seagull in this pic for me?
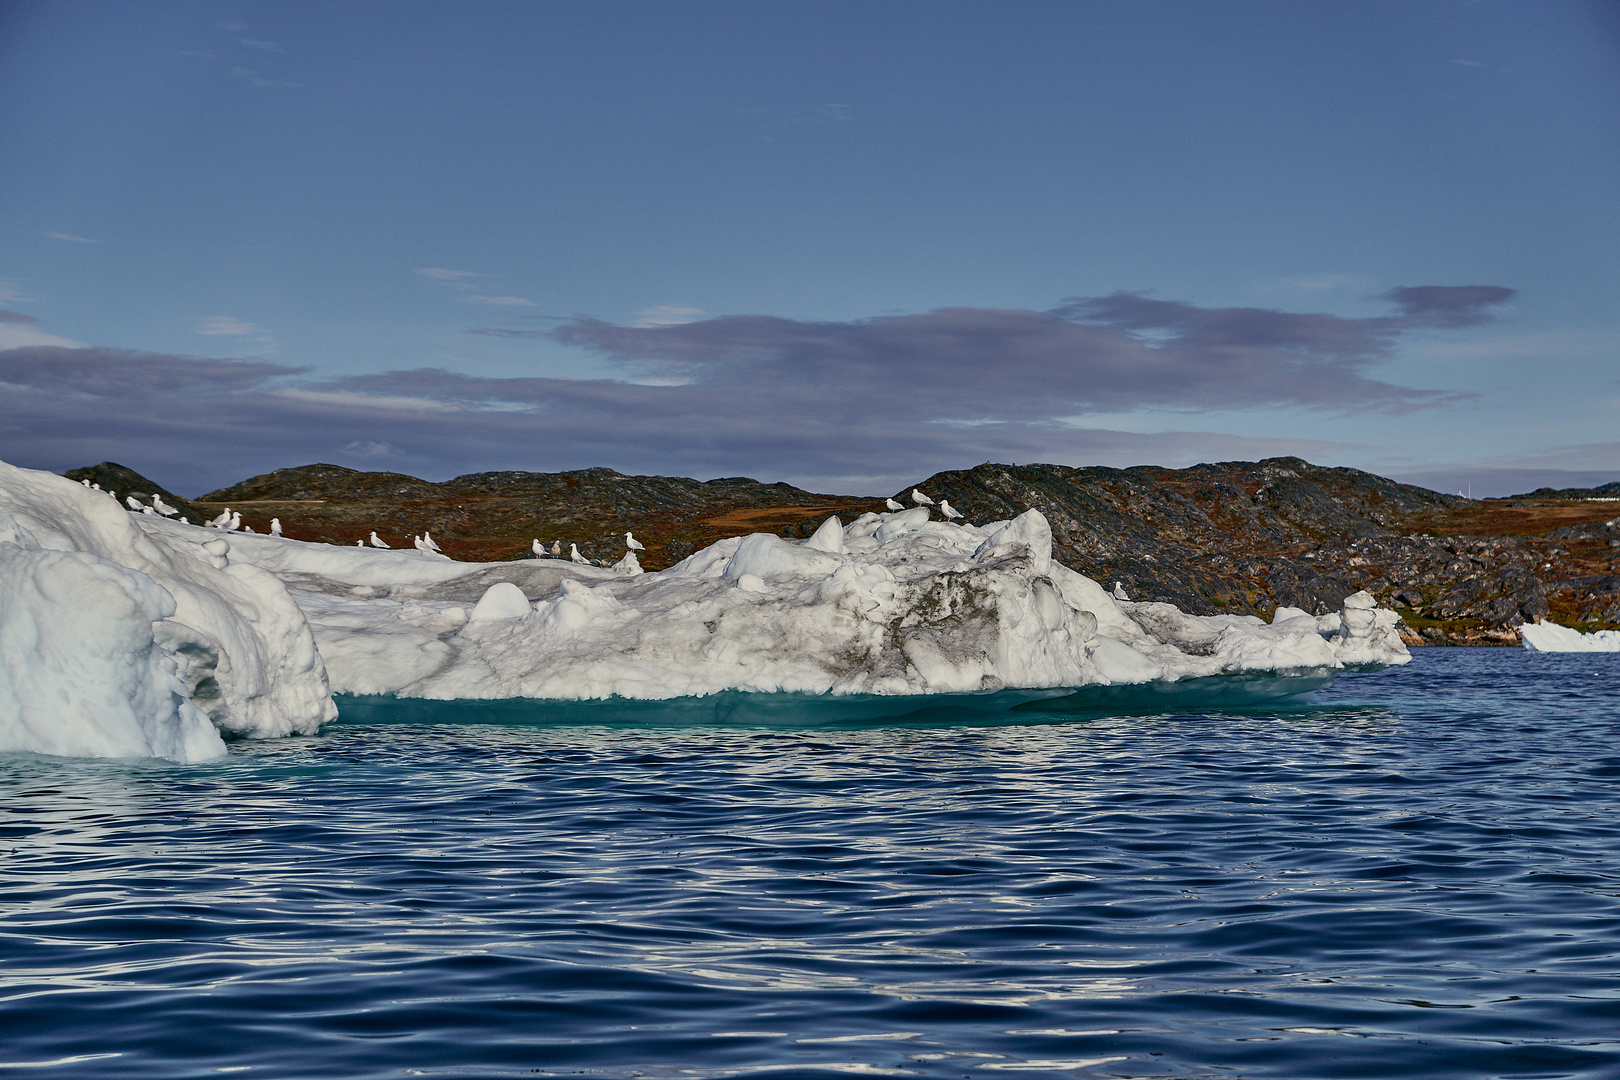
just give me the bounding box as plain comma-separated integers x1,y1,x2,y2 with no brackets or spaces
551,540,562,557
939,500,964,520
569,543,589,565
910,489,935,506
624,532,645,551
269,518,282,537
369,531,390,549
356,539,365,547
226,511,242,532
1113,581,1129,601
152,495,178,517
532,538,546,558
422,531,441,553
207,508,233,528
885,497,905,511
125,495,145,511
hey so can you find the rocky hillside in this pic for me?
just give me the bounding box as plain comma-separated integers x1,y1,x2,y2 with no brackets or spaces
906,458,1620,643
64,462,207,521
66,457,1620,645
194,463,889,564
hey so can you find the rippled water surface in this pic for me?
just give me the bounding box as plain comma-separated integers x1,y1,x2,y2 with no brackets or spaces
4,648,1620,1079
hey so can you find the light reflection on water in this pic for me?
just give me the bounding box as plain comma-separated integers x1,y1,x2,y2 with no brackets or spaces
2,649,1619,1078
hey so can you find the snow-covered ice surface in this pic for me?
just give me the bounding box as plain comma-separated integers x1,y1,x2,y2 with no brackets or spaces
1520,621,1620,652
1,458,1411,762
1,460,334,761
193,497,1408,701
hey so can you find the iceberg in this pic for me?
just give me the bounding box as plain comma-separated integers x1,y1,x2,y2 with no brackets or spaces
143,491,1408,701
1,458,1410,762
1520,621,1620,652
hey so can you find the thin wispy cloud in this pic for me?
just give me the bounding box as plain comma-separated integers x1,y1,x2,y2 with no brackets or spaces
468,327,547,339
0,310,82,350
343,440,398,458
45,232,95,245
194,315,263,336
238,37,284,54
0,341,1351,494
0,286,1517,494
1380,285,1515,327
1276,273,1366,293
193,315,275,351
467,295,535,307
417,267,486,282
633,306,705,327
417,267,489,294
230,67,300,89
0,346,299,396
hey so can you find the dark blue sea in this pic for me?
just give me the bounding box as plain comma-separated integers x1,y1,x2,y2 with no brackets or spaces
4,648,1619,1079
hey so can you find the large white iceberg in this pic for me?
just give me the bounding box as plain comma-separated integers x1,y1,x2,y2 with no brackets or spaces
1520,621,1620,652
1,457,1410,762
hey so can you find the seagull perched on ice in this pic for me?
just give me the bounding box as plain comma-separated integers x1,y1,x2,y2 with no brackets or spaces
369,531,390,549
421,531,441,553
939,500,964,520
569,543,589,565
910,489,935,506
207,508,233,528
152,495,178,517
125,495,145,511
624,532,644,551
1113,581,1129,601
550,540,562,557
269,518,282,537
356,539,365,547
532,538,546,558
885,497,905,511
226,511,242,532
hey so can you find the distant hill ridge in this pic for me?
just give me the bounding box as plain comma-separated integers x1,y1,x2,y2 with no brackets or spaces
1506,480,1620,501
203,462,855,512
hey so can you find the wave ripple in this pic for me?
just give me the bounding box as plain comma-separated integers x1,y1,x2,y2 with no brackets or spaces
3,650,1619,1078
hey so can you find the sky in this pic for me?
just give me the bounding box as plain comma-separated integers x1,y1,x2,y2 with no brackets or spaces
1,0,1616,498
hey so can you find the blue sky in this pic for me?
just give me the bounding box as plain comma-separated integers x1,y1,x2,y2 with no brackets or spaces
1,0,1616,496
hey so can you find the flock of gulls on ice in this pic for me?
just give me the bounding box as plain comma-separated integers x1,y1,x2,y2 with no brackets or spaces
88,481,996,575
87,479,1142,600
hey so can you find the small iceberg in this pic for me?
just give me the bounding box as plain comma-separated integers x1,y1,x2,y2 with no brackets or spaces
1520,621,1620,652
